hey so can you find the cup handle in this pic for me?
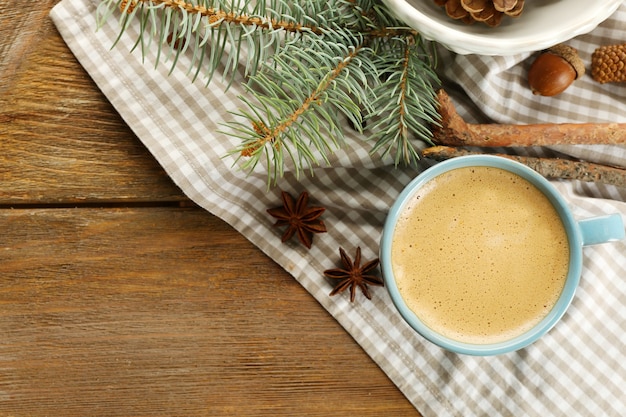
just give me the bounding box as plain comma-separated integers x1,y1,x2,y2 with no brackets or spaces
578,213,625,246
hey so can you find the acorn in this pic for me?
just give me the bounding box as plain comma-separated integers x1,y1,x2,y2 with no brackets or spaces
527,44,585,97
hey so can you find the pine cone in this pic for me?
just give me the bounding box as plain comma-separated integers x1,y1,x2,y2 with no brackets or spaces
591,44,626,84
434,0,525,27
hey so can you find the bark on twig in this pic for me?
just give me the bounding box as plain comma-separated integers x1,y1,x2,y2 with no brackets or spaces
433,89,626,147
422,146,626,187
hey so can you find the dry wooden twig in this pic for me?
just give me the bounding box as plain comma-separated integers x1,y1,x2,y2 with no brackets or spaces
432,89,626,147
422,146,626,187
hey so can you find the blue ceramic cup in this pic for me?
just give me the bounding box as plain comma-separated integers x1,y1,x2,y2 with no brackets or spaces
380,155,624,356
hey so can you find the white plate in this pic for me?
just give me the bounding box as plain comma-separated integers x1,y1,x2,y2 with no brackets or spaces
381,0,624,55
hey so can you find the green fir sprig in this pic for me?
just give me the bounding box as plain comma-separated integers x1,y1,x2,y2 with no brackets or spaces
96,0,440,185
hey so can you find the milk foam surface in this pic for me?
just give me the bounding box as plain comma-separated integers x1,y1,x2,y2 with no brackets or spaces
391,166,570,344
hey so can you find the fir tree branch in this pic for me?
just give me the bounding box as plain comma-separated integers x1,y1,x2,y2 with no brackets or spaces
117,0,324,34
228,27,376,185
98,0,332,85
368,32,439,165
96,0,441,184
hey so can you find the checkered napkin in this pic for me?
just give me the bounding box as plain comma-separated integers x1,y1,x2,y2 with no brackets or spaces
51,1,626,415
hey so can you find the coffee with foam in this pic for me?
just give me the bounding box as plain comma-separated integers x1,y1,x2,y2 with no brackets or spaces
391,166,569,344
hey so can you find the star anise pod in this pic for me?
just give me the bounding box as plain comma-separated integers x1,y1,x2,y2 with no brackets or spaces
324,247,383,302
267,191,327,249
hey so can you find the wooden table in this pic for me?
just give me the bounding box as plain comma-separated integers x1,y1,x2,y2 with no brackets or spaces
0,2,422,415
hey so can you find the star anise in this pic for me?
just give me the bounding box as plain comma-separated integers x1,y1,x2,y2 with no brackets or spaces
267,191,327,249
324,247,383,302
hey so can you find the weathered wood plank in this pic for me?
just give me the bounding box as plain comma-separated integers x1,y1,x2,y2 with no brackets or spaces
0,206,420,416
0,1,56,93
0,5,186,205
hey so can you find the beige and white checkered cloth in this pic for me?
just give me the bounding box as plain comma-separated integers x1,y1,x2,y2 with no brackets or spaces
51,1,626,415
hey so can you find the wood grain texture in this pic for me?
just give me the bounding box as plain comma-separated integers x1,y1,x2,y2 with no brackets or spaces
0,1,423,416
0,4,185,205
0,207,419,416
